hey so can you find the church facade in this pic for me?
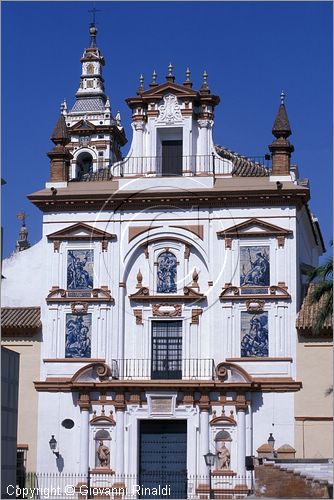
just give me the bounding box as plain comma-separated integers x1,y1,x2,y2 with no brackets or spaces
2,23,325,498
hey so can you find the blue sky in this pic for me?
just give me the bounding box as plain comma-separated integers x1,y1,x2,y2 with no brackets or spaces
2,1,332,259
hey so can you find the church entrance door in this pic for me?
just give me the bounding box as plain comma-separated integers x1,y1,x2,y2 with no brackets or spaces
139,420,187,498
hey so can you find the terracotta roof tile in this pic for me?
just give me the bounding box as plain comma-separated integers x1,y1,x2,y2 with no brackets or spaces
296,284,332,335
215,145,269,177
1,307,41,332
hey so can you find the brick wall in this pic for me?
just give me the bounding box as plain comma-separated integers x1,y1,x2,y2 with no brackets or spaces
254,464,330,498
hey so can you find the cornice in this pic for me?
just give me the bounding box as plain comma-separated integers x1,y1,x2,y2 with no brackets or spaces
28,187,309,213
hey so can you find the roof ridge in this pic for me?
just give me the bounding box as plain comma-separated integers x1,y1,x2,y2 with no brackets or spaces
215,145,269,177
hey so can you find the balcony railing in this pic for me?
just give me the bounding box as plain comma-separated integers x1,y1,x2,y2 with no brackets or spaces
110,358,216,380
111,155,232,177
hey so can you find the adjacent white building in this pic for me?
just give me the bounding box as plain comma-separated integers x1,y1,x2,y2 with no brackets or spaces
1,23,325,498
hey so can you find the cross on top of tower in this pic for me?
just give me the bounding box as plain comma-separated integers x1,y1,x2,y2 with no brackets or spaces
88,6,101,47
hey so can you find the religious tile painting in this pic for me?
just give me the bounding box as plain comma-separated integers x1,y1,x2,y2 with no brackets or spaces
157,251,177,293
65,314,92,358
67,249,94,290
240,311,268,357
240,246,270,287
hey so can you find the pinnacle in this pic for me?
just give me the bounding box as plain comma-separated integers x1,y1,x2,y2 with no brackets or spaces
51,114,70,145
272,103,292,139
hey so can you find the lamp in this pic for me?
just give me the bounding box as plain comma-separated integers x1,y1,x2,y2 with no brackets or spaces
204,452,216,499
204,451,216,468
267,433,275,449
49,435,60,458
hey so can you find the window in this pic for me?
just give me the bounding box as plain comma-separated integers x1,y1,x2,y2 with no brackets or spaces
151,321,182,379
240,311,268,357
157,251,177,293
65,314,92,358
67,250,94,290
161,140,183,176
76,151,93,177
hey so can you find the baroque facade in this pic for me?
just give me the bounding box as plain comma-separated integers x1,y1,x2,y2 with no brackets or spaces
1,23,326,497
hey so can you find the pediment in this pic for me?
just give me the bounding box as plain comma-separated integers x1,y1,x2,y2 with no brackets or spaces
71,119,96,131
141,82,198,99
217,218,292,248
71,362,114,384
47,223,116,241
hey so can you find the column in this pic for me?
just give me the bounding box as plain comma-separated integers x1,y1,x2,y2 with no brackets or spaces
79,394,90,474
198,394,210,476
115,408,125,475
237,407,246,477
133,121,145,173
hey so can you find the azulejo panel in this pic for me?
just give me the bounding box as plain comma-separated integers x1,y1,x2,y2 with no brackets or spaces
157,251,177,293
241,311,268,357
65,313,92,358
240,246,270,287
67,249,94,290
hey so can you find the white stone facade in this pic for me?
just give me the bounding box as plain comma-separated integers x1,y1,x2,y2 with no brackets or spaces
1,25,325,498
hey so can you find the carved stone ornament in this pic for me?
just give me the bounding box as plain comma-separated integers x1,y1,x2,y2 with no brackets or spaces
152,304,182,317
245,299,265,312
53,240,60,252
70,302,89,314
157,94,182,124
191,308,202,324
134,309,143,325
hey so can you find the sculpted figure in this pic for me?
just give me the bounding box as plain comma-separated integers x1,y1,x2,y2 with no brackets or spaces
97,441,110,467
217,443,230,469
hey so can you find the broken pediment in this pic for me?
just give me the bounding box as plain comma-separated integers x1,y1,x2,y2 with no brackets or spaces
71,362,116,384
215,362,252,384
217,218,292,248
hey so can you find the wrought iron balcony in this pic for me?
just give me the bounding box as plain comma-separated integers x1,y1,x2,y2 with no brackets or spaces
110,358,216,381
111,154,231,177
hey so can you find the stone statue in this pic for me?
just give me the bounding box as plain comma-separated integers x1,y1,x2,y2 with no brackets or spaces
217,442,230,469
97,440,110,467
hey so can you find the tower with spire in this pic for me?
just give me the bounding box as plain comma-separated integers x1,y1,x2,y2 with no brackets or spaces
269,91,294,177
15,212,31,253
48,21,127,185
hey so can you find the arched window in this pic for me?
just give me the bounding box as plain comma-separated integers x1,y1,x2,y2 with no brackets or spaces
76,152,93,179
157,251,177,293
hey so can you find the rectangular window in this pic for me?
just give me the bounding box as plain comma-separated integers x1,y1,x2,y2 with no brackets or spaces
151,321,182,379
67,250,94,290
240,311,268,357
65,313,92,358
161,140,183,176
240,246,270,287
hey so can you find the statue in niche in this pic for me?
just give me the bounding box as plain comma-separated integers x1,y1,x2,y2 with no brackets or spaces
97,440,110,467
217,442,230,469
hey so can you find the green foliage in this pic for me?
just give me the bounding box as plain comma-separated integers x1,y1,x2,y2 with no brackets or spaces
308,245,333,335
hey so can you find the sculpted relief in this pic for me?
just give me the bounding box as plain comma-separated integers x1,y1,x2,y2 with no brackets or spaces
157,94,182,124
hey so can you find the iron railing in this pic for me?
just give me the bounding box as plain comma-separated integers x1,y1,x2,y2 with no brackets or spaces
15,471,252,499
111,155,232,177
109,358,216,381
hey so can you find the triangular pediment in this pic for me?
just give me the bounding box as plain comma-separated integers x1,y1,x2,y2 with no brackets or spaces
141,82,198,99
71,119,96,131
47,222,116,241
217,218,293,238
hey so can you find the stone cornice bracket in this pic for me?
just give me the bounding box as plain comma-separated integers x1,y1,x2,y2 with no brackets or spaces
235,393,248,412
191,308,203,324
113,392,126,411
78,392,91,411
134,309,143,325
198,392,211,411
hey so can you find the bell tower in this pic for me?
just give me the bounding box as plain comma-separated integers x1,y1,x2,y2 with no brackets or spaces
50,22,127,184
